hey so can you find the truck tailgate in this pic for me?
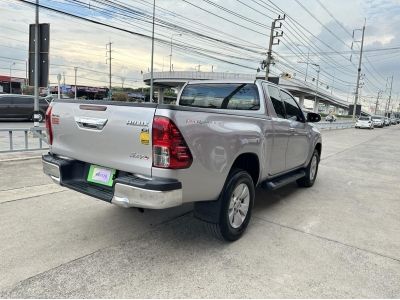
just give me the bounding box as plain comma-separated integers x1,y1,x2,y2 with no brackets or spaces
50,101,156,177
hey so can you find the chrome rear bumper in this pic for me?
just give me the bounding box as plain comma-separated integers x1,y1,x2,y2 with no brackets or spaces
42,154,183,209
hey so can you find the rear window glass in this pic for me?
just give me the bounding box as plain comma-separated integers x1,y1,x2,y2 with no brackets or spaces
180,83,260,110
359,117,370,121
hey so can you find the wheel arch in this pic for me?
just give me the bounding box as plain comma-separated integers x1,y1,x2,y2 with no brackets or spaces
229,152,260,186
315,143,322,158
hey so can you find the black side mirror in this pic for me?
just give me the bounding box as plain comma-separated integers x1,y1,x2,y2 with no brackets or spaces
307,112,321,123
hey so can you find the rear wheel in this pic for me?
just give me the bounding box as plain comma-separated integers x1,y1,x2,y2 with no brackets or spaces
297,149,320,188
206,169,255,241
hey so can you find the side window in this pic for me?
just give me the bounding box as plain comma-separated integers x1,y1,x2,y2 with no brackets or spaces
13,97,31,105
266,85,285,118
226,84,260,110
281,91,305,122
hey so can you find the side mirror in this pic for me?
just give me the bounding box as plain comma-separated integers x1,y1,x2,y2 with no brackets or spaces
307,112,321,123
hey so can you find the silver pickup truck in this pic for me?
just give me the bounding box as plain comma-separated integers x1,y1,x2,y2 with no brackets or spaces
42,79,322,241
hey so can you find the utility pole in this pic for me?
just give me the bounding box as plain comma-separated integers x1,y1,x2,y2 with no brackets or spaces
121,76,125,89
74,67,77,100
374,90,383,115
385,75,394,117
57,73,61,100
264,14,285,80
63,71,65,86
352,20,366,121
150,0,155,102
106,42,112,100
33,0,39,127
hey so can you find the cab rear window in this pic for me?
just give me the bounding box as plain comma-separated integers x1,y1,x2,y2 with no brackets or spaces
180,83,260,110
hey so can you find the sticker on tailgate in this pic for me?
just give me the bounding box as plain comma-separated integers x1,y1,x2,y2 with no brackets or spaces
87,165,116,187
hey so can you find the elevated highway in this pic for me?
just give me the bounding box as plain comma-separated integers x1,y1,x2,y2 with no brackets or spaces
143,71,370,116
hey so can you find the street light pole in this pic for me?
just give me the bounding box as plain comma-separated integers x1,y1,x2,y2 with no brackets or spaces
296,44,310,82
33,0,39,127
149,0,155,102
74,67,78,100
169,33,181,72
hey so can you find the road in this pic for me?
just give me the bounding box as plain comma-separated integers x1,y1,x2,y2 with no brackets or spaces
1,126,400,298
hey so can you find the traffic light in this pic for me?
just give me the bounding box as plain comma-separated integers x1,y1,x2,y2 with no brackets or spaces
28,23,50,87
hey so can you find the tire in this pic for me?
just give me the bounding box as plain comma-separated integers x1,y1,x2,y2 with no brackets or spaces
206,169,255,241
297,149,320,188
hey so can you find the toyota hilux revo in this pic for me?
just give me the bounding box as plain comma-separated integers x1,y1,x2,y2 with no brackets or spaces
42,79,322,241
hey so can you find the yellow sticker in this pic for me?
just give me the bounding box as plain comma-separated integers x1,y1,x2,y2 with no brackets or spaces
140,129,150,145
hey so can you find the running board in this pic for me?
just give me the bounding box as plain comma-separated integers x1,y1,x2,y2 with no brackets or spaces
262,170,306,190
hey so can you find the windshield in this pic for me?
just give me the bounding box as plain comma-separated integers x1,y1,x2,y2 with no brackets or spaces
359,117,370,121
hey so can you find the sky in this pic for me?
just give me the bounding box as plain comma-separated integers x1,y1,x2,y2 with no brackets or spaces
0,0,399,111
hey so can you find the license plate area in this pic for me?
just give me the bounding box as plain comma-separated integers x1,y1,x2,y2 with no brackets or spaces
87,165,116,187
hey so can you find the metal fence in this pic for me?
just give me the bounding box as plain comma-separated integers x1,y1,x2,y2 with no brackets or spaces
0,127,49,153
0,120,354,153
315,121,354,130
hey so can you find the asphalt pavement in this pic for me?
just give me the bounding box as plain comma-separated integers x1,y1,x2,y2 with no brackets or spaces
0,126,399,298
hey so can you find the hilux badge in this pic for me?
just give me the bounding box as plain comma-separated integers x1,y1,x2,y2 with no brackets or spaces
127,120,149,127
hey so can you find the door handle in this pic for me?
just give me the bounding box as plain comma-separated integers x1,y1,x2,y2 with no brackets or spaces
75,116,108,130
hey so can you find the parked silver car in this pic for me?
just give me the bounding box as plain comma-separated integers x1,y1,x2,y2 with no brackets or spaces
42,80,322,241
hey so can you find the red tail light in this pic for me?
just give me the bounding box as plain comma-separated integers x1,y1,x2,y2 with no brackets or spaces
45,106,53,145
152,116,192,169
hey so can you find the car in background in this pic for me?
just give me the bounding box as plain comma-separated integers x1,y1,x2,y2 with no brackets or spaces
325,114,337,122
371,116,385,128
355,116,374,129
384,117,391,126
0,94,49,122
390,117,397,125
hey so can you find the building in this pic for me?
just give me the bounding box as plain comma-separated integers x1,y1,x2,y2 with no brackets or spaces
0,75,26,94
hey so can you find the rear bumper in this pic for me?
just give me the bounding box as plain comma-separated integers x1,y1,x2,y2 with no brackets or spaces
42,154,183,209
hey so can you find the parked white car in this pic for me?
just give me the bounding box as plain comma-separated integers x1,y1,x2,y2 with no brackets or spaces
371,116,384,128
355,116,374,129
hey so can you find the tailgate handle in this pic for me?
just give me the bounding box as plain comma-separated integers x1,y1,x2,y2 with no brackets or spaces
75,117,108,130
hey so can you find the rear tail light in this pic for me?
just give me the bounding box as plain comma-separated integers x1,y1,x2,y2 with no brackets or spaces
152,116,192,169
45,106,53,145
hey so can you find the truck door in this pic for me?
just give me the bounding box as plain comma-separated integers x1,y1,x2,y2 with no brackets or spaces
280,90,310,170
263,84,290,175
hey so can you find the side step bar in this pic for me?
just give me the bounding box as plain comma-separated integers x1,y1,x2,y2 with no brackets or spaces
262,170,306,190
